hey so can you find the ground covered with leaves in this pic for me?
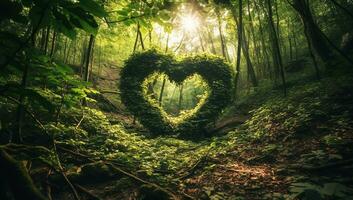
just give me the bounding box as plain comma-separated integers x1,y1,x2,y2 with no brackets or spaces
1,70,353,200
2,73,348,200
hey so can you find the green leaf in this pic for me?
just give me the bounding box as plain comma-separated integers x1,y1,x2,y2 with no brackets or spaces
69,9,98,34
53,9,77,39
79,0,107,18
21,88,55,112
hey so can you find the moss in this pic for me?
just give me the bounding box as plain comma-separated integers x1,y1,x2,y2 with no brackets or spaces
119,50,233,138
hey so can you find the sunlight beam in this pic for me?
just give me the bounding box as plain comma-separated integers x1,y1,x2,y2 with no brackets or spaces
181,14,200,33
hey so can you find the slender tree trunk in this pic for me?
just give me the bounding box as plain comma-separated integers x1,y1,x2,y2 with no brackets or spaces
232,0,243,98
40,29,46,51
304,28,320,80
14,58,30,143
80,38,88,76
89,38,95,81
158,35,170,106
207,27,217,54
82,35,94,106
83,35,94,82
247,0,261,67
292,24,299,59
63,37,68,61
138,27,145,50
44,26,50,54
133,23,140,53
149,29,152,47
199,32,205,52
287,18,293,61
234,16,258,87
216,9,229,61
64,40,72,64
267,0,287,96
158,77,166,107
254,0,272,79
178,84,184,112
49,31,57,58
242,37,258,87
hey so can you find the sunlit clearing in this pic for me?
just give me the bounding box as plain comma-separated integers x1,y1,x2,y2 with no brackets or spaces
181,14,200,32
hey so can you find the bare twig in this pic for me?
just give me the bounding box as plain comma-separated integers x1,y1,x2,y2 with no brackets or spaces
52,141,81,200
75,115,85,130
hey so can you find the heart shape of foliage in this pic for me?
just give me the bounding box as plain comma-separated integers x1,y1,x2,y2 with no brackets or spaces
119,50,233,138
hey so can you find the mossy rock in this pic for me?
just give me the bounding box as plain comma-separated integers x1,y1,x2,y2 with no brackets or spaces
119,50,233,138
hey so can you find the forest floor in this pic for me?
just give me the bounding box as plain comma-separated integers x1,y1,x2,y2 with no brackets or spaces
2,66,352,200
40,69,353,200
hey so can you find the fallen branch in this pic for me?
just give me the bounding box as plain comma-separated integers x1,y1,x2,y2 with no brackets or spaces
107,163,179,199
56,146,185,199
74,184,102,200
52,141,81,200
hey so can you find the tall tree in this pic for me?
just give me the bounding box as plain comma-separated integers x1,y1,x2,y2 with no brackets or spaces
267,0,287,96
232,0,243,98
289,0,334,63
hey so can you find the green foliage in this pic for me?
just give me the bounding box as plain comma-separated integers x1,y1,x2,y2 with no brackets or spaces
244,83,325,139
119,50,234,138
48,106,213,178
289,182,353,200
0,144,58,168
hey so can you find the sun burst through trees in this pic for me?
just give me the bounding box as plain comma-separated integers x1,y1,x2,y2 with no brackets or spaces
180,13,200,33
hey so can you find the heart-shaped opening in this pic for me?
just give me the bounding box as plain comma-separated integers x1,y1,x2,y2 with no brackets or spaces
142,73,210,125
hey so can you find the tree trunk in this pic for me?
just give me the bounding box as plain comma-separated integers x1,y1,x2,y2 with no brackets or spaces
291,0,334,63
207,27,217,54
158,35,170,106
44,26,50,54
133,22,140,53
138,27,145,50
304,28,321,80
267,0,287,96
232,0,243,98
254,0,272,79
83,35,94,82
14,60,29,143
216,9,229,61
158,77,166,107
233,16,258,87
178,84,184,112
49,31,57,58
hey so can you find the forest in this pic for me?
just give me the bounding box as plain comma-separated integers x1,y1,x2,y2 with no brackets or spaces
1,0,353,199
